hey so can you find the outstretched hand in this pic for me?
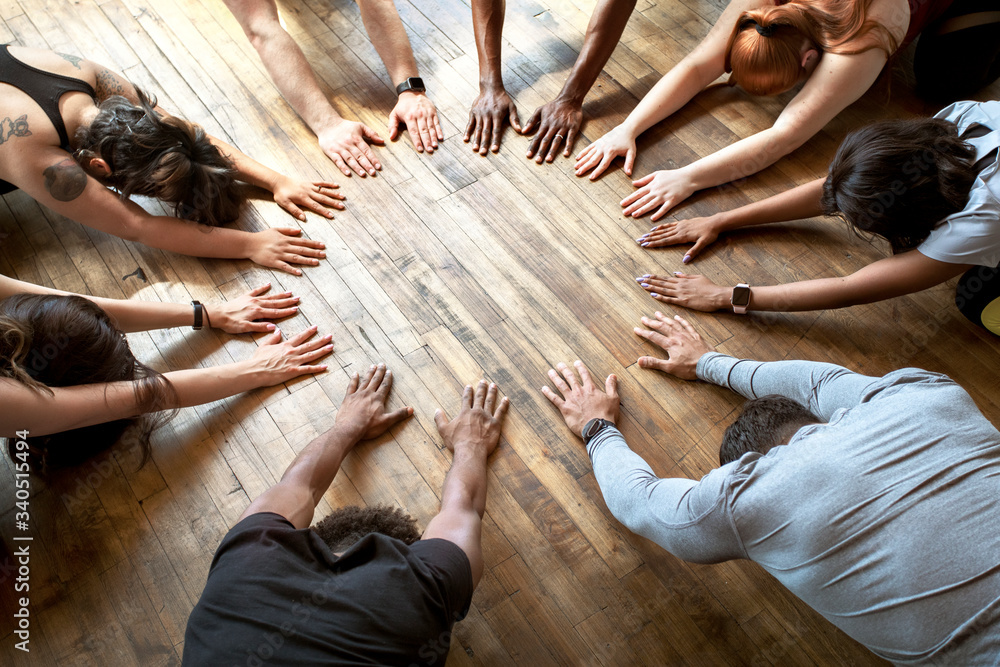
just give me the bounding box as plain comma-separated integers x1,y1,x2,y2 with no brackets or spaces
622,169,695,221
524,98,583,163
464,87,521,155
633,312,715,380
636,216,720,263
434,380,509,458
336,363,414,441
249,325,333,386
635,272,729,312
248,227,327,276
574,124,636,180
209,283,299,334
389,92,444,153
317,118,384,177
541,360,619,438
272,177,346,221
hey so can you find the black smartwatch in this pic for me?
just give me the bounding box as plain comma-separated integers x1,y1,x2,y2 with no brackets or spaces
395,77,425,95
582,418,616,445
191,300,204,330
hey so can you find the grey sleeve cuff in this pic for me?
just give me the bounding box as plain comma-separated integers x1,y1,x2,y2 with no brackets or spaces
695,352,740,386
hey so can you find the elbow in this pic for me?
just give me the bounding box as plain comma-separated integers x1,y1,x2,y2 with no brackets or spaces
243,18,285,52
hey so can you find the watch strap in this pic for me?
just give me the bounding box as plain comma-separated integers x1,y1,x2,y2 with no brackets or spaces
192,300,204,330
395,77,425,95
582,418,616,445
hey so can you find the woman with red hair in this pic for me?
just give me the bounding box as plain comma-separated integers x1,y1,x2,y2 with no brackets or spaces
575,0,999,223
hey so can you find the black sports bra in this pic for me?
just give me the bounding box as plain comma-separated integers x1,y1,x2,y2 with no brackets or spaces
0,45,96,195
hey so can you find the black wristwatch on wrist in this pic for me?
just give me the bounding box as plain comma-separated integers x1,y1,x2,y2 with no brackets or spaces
582,418,616,445
395,77,425,95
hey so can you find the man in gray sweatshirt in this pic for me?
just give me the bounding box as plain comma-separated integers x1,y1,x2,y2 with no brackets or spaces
542,312,1000,665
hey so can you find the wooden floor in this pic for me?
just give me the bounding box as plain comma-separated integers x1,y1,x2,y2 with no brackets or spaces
2,0,999,663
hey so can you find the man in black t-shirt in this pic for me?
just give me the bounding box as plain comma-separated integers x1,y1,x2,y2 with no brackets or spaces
182,364,510,666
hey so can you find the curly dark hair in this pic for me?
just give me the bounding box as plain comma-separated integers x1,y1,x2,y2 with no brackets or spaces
312,504,422,553
821,117,978,254
1,294,175,473
74,87,244,226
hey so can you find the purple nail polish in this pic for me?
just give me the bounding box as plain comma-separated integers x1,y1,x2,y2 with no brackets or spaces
635,277,644,283
641,242,649,247
641,283,650,288
650,293,659,298
683,255,691,263
643,274,651,278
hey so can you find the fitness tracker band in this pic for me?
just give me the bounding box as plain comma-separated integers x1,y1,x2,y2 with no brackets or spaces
192,301,204,330
395,77,426,95
731,283,751,314
582,418,616,445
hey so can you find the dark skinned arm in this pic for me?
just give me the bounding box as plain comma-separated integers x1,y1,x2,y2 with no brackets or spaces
525,0,638,163
464,0,521,154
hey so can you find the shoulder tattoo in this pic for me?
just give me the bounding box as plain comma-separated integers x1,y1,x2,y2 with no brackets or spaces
42,158,88,202
58,53,83,69
0,115,31,145
95,68,126,100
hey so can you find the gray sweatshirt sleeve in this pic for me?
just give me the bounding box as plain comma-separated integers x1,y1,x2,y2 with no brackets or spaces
695,352,884,421
587,427,745,564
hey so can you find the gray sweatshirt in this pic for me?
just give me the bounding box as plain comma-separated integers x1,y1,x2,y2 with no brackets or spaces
588,352,1000,665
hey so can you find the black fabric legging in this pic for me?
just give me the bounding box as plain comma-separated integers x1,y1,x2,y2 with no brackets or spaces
955,264,1000,335
914,0,1000,102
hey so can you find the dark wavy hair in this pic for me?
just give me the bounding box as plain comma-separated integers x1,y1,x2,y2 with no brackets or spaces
312,504,422,553
719,395,820,466
821,117,978,253
74,87,244,226
0,294,175,473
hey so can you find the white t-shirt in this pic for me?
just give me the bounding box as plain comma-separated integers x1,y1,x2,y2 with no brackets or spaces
918,100,1000,268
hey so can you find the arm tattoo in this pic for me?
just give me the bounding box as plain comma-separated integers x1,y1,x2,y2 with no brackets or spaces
42,158,88,202
0,115,31,145
58,53,83,69
95,68,127,100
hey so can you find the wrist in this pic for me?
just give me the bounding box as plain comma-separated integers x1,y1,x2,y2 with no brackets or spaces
315,113,346,137
715,285,733,311
555,86,586,107
451,440,490,462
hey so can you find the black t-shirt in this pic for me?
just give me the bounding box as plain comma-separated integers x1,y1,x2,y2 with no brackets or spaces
182,512,473,666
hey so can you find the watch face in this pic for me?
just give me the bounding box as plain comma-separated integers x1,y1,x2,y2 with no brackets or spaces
732,286,751,307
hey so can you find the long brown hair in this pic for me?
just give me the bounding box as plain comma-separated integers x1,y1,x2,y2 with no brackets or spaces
74,88,245,226
0,294,176,473
821,117,978,253
725,0,898,95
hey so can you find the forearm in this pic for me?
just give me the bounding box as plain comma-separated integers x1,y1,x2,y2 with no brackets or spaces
128,214,254,260
712,177,826,233
680,127,800,192
441,447,489,517
358,0,420,86
695,352,879,417
245,21,342,133
209,135,283,191
277,424,359,509
620,61,712,137
557,0,637,104
587,427,741,563
472,0,506,89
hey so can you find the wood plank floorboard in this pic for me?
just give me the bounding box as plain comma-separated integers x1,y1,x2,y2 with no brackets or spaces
2,0,999,663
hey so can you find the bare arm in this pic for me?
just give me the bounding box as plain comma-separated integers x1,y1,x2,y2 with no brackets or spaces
356,0,443,153
0,275,299,334
464,0,521,153
639,249,972,312
574,0,753,178
240,364,413,528
524,0,637,162
639,177,825,261
425,381,509,586
620,49,888,221
0,327,333,437
222,0,384,176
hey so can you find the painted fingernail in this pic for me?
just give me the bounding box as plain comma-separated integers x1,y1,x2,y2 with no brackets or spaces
683,255,691,263
641,283,650,288
635,277,644,283
673,272,682,276
643,274,651,278
641,242,649,247
650,293,659,298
